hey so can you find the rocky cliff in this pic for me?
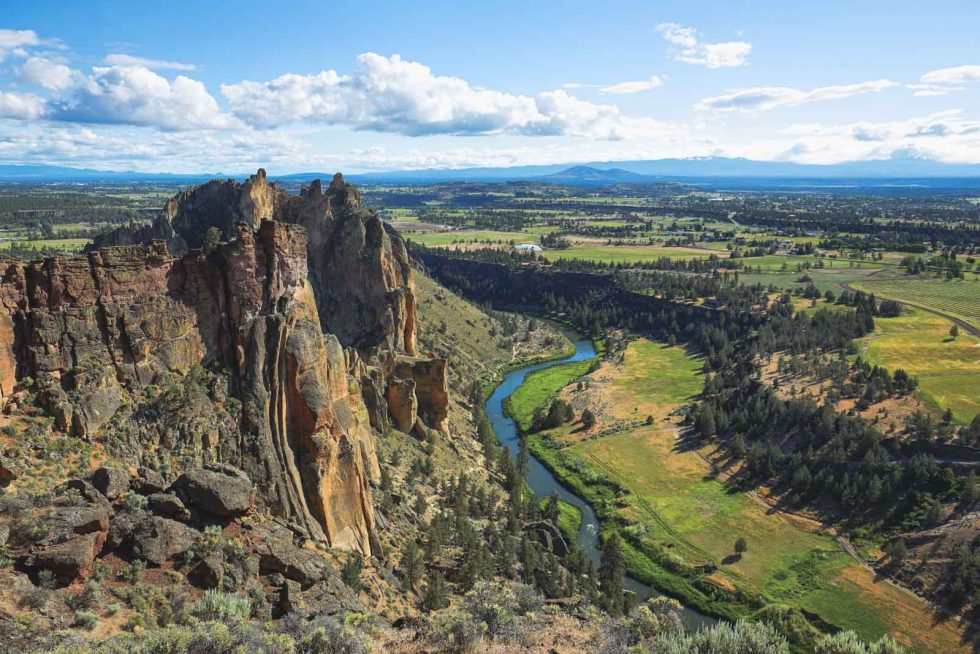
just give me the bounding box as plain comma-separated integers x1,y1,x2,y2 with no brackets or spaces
1,221,381,553
2,172,452,556
91,169,416,356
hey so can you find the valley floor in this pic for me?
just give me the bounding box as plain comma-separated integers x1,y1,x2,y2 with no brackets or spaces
525,339,974,653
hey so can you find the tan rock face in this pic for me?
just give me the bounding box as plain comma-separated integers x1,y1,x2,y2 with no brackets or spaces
91,169,417,356
4,170,452,556
1,221,379,554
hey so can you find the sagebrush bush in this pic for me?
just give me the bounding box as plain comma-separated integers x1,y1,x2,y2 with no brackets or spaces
191,589,250,623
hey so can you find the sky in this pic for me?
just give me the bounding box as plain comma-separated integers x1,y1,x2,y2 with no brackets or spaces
1,0,979,173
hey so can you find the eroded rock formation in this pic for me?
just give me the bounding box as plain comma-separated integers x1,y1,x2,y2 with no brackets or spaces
1,171,452,556
1,221,379,553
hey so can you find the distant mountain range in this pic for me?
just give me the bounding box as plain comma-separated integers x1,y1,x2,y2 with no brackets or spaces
2,157,980,185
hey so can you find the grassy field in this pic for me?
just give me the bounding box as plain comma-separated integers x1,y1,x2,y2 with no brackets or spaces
505,358,596,432
852,277,980,328
857,308,980,423
549,245,716,264
737,269,882,294
529,339,970,651
405,229,537,247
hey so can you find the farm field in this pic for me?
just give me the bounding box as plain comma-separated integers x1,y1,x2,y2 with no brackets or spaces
548,244,716,264
737,268,882,294
857,308,980,423
534,339,971,652
404,229,538,247
852,277,980,328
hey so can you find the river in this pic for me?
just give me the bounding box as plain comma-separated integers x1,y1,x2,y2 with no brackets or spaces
485,332,714,629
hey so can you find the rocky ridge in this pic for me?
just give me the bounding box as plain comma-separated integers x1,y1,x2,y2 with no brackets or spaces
0,171,450,563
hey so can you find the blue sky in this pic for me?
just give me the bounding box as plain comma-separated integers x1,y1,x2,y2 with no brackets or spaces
1,0,978,172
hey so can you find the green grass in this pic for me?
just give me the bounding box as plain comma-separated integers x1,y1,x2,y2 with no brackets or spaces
549,245,715,264
857,307,980,423
405,229,538,247
852,277,980,328
505,358,595,432
523,338,969,651
543,499,582,542
737,269,880,295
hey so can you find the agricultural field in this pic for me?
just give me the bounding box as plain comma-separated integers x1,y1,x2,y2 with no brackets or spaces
404,229,538,247
532,339,971,652
852,276,980,328
857,308,980,423
549,245,716,264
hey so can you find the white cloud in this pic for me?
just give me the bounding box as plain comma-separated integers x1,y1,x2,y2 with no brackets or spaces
657,23,751,69
0,91,46,119
696,79,898,112
50,64,238,130
763,111,980,164
0,29,40,61
222,52,671,140
563,75,665,94
20,56,79,91
906,83,964,97
103,54,198,71
600,76,665,95
920,65,980,85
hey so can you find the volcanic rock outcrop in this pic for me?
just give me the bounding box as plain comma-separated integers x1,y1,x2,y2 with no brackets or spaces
91,169,416,356
1,171,450,554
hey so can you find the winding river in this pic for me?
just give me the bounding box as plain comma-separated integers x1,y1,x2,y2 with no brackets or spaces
485,332,713,630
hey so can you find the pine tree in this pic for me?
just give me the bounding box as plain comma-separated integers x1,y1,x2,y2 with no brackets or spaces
421,570,449,612
599,533,626,615
543,492,561,523
400,539,424,592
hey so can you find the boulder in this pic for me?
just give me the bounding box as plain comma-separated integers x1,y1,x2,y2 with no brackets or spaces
189,551,224,589
132,467,167,495
170,464,253,518
90,466,130,500
131,516,198,565
0,455,18,485
257,532,330,588
28,532,101,585
103,512,139,553
148,493,191,521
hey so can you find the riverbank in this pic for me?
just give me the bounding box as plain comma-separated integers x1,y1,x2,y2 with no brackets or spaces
517,337,973,653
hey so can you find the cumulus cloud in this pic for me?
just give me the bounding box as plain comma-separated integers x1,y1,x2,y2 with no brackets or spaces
657,23,751,69
0,91,46,119
103,54,198,71
221,53,670,139
769,110,980,164
0,29,40,61
49,64,238,130
696,79,898,112
920,64,980,85
20,56,79,91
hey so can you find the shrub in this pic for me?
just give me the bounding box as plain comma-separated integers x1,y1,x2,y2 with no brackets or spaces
293,614,372,654
118,559,146,584
72,610,99,630
121,492,149,514
191,589,250,623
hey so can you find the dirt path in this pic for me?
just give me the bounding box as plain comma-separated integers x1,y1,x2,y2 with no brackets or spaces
840,280,980,338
